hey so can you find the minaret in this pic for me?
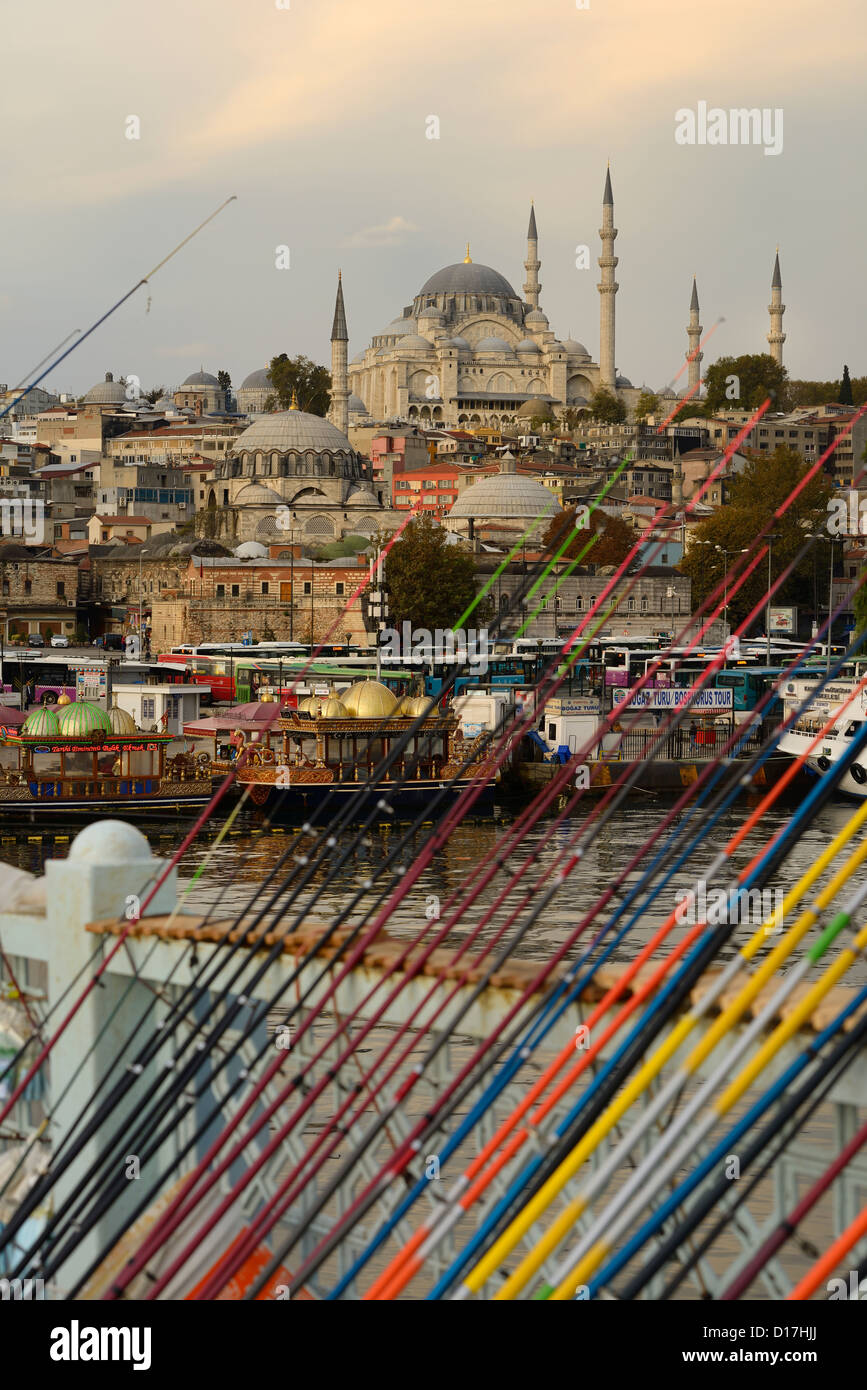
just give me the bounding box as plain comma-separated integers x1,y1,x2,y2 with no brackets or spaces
767,249,786,367
597,165,618,391
523,202,541,310
686,276,703,395
330,270,349,436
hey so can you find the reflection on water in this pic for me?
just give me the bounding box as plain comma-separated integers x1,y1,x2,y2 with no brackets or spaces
4,795,867,983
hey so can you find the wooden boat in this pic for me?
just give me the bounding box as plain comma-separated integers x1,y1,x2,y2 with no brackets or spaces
193,681,499,823
0,700,214,817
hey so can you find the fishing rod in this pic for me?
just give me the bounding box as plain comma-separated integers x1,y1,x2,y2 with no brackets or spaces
609,983,867,1300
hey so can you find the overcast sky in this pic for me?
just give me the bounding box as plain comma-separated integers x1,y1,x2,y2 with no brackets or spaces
2,0,864,399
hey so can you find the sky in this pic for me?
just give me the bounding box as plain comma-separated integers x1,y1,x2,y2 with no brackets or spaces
2,0,865,400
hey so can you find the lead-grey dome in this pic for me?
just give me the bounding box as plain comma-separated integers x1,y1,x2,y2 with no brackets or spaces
84,372,128,405
419,262,518,298
348,394,368,413
233,408,353,453
398,334,433,351
183,370,219,387
443,336,472,351
563,338,590,356
234,482,284,505
516,338,541,353
240,367,272,389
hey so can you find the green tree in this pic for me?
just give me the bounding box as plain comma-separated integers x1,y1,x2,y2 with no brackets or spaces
589,388,627,424
143,385,165,405
383,515,489,631
703,354,788,413
633,389,660,422
217,369,233,406
677,446,833,629
788,374,867,408
855,575,867,635
542,507,634,568
267,354,332,415
840,364,854,406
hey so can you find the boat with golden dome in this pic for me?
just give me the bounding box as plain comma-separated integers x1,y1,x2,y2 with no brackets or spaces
209,679,498,822
0,697,215,817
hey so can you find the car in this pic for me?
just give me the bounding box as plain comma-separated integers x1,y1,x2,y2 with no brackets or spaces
28,634,45,648
50,634,70,648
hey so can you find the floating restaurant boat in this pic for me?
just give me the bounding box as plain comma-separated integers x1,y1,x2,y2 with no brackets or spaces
184,680,498,822
0,698,214,817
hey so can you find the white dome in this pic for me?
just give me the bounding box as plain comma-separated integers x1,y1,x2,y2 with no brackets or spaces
69,821,152,864
234,540,269,557
449,471,560,521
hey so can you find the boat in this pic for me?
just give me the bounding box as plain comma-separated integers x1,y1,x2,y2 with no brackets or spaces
0,699,215,817
777,676,867,799
185,680,498,823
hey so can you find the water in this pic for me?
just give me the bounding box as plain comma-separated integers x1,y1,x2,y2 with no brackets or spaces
4,795,866,983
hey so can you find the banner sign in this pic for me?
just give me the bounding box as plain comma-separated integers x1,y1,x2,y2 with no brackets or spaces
612,688,732,711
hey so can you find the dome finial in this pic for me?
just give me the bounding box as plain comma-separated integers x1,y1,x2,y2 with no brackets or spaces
464,242,472,264
290,388,299,410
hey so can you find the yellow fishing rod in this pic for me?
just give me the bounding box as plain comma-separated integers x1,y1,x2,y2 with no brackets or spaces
457,793,867,1298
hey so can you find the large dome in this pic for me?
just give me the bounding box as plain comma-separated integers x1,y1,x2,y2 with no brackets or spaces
233,409,352,453
419,262,518,298
183,370,219,387
240,368,272,389
84,372,127,405
449,471,561,521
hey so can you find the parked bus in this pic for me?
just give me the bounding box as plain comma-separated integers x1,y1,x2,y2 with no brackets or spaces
233,659,415,705
158,652,235,703
1,655,194,706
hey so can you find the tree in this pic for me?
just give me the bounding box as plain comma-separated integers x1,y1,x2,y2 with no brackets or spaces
840,364,854,406
559,407,588,431
855,574,867,636
542,506,634,568
633,389,660,422
702,354,788,413
217,369,232,392
383,515,489,631
788,374,867,408
677,446,833,629
143,386,165,405
268,354,332,416
589,388,627,424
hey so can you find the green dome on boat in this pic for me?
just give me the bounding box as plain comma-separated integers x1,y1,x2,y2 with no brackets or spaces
22,706,60,737
56,701,112,736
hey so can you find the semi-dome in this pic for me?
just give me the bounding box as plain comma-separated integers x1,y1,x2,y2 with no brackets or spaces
182,370,219,387
348,394,368,413
234,482,284,505
419,263,518,298
448,468,561,522
562,338,589,356
398,334,433,351
347,487,381,506
84,372,128,405
240,367,272,389
56,700,112,736
516,339,541,353
233,409,352,453
22,706,60,737
108,704,138,734
475,336,514,354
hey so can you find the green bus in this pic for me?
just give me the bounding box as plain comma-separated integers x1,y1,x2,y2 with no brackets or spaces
233,658,417,706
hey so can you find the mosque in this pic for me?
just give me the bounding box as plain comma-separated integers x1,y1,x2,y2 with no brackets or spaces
339,170,635,432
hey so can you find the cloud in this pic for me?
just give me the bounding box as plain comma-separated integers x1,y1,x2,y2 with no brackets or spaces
341,216,418,249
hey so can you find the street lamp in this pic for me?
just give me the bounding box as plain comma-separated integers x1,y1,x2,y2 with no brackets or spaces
714,545,748,656
827,536,839,675
765,534,779,665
